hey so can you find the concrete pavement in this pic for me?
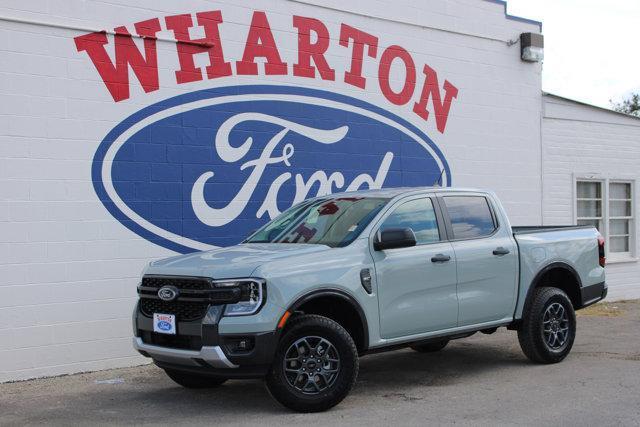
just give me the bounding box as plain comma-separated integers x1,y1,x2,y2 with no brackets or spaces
2,300,639,426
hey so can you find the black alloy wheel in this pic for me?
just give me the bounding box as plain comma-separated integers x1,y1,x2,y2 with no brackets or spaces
266,314,359,412
518,287,577,364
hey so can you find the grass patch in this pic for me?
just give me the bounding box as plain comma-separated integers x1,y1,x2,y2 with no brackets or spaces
578,302,626,317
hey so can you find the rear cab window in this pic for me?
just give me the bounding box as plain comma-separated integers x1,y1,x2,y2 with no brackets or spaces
442,196,497,239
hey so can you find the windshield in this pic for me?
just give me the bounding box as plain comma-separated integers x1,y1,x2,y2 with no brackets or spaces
245,197,389,248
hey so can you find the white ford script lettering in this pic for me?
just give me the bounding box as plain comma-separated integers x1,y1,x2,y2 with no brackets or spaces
191,113,394,227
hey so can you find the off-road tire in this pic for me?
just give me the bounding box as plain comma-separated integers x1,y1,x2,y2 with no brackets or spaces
164,368,227,389
410,340,449,353
518,287,576,364
266,314,359,413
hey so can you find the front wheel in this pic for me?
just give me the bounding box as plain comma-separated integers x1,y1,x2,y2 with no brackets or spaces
164,368,227,389
518,287,576,364
266,314,359,413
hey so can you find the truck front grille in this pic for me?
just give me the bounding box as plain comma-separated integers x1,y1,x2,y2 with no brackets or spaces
141,276,213,291
139,298,210,322
138,275,214,321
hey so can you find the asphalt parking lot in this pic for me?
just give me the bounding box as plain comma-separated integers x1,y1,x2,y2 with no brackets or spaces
2,300,639,426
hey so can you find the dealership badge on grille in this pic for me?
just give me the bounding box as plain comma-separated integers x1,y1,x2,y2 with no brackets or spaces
157,286,179,302
153,313,176,335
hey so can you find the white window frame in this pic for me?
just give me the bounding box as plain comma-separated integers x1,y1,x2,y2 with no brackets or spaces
573,175,637,263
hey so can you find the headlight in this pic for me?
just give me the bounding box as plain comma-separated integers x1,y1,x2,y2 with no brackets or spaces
213,278,265,316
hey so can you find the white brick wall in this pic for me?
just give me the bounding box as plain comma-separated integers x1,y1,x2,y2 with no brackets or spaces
0,0,542,382
542,94,640,301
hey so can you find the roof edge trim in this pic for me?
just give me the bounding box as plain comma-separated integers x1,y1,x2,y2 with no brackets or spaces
483,0,543,30
543,92,640,122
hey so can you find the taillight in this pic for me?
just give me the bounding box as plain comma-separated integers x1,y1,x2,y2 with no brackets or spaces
597,234,606,267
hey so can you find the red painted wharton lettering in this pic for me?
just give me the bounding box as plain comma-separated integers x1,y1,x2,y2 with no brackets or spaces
293,16,335,81
165,11,232,84
74,18,161,102
74,10,458,133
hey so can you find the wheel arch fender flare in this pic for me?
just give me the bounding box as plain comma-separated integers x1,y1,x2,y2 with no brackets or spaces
286,288,369,351
523,261,583,310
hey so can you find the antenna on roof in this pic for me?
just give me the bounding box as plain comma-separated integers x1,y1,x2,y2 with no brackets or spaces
432,168,445,187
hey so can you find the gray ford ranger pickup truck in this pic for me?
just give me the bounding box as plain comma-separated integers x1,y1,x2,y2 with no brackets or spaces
133,187,607,412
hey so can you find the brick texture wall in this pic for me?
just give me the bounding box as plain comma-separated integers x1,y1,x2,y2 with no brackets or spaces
542,94,640,301
0,0,541,382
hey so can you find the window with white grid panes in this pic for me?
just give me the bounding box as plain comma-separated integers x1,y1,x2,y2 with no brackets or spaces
576,179,634,258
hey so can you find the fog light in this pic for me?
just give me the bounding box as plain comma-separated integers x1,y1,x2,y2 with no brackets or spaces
226,337,255,353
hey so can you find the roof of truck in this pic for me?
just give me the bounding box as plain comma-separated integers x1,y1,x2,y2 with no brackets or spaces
323,187,488,199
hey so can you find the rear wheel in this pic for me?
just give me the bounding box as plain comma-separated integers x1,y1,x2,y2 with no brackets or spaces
518,287,576,364
410,340,449,353
266,314,359,413
164,368,227,389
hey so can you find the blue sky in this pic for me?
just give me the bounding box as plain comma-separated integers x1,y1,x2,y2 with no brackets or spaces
506,0,639,109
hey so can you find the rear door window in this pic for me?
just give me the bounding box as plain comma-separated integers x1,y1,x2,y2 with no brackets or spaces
443,196,497,239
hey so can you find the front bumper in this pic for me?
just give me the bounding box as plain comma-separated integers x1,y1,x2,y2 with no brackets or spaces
132,302,280,378
133,337,238,368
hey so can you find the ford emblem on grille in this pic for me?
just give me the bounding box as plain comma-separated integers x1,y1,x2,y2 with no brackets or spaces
158,286,179,302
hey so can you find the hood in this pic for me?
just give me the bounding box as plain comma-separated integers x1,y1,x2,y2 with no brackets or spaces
144,243,331,279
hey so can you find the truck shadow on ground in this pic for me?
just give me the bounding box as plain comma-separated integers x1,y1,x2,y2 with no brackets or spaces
69,339,529,422
355,340,525,390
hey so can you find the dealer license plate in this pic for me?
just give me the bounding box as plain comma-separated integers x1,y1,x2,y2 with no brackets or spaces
153,313,176,335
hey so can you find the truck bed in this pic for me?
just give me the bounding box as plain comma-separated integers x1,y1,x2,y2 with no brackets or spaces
511,225,602,319
512,225,592,235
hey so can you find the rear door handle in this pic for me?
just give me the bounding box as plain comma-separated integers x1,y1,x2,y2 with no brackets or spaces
493,247,510,256
431,254,451,263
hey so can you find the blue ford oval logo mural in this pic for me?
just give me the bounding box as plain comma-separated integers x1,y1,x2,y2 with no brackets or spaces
93,85,451,253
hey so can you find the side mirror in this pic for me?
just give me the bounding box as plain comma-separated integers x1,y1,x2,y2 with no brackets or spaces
374,228,417,251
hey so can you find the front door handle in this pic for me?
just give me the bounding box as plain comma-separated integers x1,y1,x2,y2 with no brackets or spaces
431,254,451,263
493,247,510,256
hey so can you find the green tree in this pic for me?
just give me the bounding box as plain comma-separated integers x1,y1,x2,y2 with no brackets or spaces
611,93,640,117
